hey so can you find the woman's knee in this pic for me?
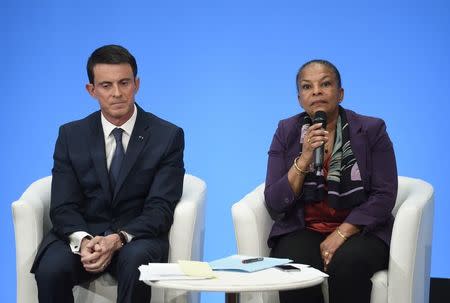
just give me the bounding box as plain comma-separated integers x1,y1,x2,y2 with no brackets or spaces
327,248,371,280
271,229,324,267
328,236,388,279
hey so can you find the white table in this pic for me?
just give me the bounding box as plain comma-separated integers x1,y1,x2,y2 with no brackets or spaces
144,267,325,303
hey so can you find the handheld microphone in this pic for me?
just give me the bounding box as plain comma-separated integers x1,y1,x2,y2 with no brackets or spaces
313,111,327,172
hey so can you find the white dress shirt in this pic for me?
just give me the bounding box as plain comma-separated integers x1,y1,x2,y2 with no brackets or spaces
69,105,137,254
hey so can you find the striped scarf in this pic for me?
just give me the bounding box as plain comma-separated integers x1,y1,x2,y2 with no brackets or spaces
300,108,366,209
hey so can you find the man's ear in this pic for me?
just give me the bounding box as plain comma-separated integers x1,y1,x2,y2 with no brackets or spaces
86,83,95,98
134,77,140,93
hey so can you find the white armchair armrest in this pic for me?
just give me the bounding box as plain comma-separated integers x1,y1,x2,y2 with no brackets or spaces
12,176,52,303
386,177,434,303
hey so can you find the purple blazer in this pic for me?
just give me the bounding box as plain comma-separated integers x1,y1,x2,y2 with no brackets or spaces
264,108,398,248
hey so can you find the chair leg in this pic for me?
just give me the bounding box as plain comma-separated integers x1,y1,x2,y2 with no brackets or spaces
225,292,240,303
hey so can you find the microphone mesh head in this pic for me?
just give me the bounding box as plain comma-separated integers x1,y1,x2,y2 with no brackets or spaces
313,111,327,128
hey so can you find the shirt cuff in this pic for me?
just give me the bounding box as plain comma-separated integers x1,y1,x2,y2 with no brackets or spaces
69,231,93,254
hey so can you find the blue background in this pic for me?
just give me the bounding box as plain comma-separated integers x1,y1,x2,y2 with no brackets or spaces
2,0,449,301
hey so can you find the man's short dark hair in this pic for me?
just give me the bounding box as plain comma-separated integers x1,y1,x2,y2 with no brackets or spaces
296,59,342,93
87,45,138,84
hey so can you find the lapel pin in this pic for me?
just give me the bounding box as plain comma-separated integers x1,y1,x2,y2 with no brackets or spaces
138,135,144,141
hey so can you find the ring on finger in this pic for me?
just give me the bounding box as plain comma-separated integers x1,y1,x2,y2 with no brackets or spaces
323,251,330,257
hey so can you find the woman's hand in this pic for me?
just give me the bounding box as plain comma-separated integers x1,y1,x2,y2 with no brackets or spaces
300,122,329,166
320,231,345,272
287,121,330,195
320,223,360,271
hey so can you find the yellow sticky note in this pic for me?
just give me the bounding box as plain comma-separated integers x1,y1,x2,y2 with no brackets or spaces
178,260,216,278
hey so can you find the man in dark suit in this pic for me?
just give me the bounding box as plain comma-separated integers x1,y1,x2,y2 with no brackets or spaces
31,45,185,303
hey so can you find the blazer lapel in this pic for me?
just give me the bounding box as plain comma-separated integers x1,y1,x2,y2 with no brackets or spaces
347,110,369,188
112,107,150,201
88,112,112,200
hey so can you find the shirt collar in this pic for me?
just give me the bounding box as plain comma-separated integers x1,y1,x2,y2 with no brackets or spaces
101,104,138,138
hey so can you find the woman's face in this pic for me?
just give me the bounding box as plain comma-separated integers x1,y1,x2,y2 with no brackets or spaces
297,63,344,119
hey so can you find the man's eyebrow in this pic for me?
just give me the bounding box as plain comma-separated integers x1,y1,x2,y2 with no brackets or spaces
97,78,132,85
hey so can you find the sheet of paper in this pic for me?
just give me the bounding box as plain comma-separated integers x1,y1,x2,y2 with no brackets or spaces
288,263,310,269
138,263,213,281
275,263,328,278
178,260,215,278
295,266,329,278
209,254,292,272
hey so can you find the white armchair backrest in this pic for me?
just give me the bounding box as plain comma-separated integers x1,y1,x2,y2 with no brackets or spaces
168,174,206,262
20,176,52,234
232,183,273,257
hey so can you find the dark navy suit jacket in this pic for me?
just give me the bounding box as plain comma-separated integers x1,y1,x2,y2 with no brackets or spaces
264,108,398,247
31,104,185,272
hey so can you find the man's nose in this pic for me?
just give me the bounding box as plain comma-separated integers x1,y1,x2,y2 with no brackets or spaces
112,84,122,97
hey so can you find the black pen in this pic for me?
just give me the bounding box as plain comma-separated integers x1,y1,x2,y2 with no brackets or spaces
242,257,264,264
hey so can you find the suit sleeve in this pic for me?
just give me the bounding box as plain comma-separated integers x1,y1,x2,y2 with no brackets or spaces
50,126,89,240
123,127,185,238
345,120,398,232
264,121,298,219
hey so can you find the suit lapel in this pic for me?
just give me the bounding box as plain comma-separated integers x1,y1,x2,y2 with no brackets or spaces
112,107,151,201
88,112,112,200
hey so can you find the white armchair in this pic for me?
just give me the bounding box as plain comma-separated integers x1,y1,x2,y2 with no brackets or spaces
232,176,434,303
12,174,206,303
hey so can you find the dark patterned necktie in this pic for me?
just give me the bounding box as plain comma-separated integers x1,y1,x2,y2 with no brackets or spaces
109,128,124,190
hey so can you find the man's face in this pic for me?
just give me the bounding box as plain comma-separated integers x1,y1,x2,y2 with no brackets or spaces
86,63,139,126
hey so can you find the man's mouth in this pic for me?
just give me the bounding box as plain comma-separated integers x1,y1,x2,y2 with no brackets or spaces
111,101,125,106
